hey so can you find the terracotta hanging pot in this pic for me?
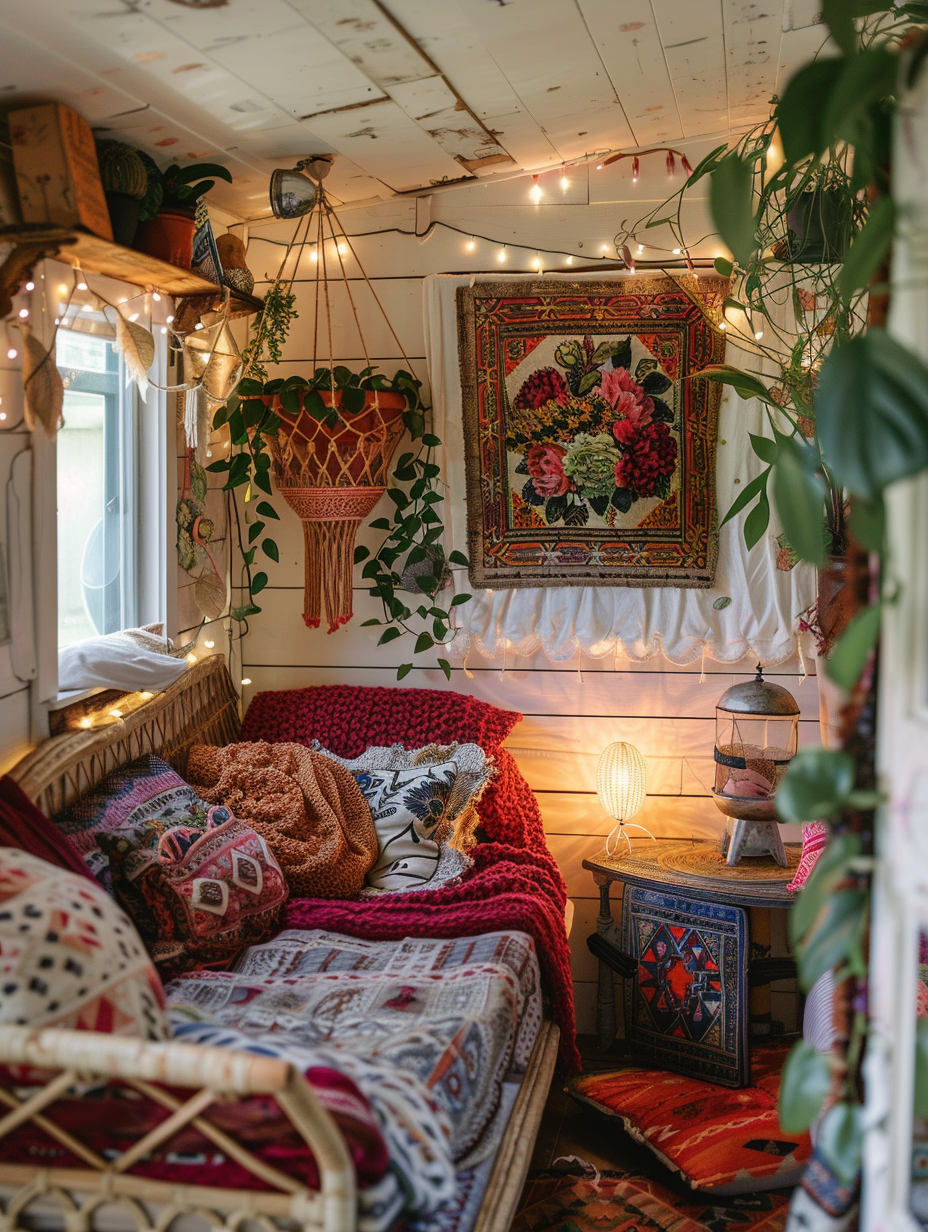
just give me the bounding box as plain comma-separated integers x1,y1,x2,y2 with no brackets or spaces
817,553,856,652
270,389,407,633
134,208,197,269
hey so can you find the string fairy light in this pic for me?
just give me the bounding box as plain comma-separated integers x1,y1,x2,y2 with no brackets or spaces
530,174,542,203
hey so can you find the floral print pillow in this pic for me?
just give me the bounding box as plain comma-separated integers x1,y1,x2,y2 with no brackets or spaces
312,743,494,893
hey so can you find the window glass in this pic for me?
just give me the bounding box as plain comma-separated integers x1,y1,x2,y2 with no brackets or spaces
57,331,137,648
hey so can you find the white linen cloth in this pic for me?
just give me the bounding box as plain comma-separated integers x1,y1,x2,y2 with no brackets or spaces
423,271,816,665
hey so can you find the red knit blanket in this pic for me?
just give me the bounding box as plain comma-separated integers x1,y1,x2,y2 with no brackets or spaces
243,686,579,1072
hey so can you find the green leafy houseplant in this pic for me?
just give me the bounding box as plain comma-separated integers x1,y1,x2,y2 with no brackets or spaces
661,0,928,1187
159,161,233,214
211,354,470,674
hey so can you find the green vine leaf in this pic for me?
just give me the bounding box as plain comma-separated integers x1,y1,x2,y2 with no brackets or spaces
709,153,757,268
251,571,268,595
826,602,882,690
397,663,413,680
697,365,772,402
817,1102,865,1185
256,501,279,520
262,539,279,563
438,658,452,681
771,436,827,567
777,748,855,824
778,1041,834,1134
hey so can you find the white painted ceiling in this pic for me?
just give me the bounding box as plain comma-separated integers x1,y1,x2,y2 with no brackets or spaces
0,0,828,218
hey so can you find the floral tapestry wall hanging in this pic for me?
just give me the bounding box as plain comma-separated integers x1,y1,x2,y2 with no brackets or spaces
457,277,727,588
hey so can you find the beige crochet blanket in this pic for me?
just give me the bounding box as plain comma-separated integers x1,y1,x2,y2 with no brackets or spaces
187,741,378,898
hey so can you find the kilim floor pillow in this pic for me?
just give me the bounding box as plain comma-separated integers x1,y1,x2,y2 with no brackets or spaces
569,1041,811,1196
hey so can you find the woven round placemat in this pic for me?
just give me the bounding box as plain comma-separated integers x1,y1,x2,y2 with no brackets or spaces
654,839,801,882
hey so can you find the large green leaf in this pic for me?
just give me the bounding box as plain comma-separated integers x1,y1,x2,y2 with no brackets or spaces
837,196,895,302
778,1041,834,1134
697,365,772,401
709,154,757,268
776,58,846,164
771,437,827,567
797,887,868,990
816,330,928,499
776,748,855,824
822,0,858,56
916,1019,928,1117
826,602,882,690
823,45,899,149
817,1102,864,1185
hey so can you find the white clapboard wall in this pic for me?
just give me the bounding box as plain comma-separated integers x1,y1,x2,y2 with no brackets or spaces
237,163,819,1033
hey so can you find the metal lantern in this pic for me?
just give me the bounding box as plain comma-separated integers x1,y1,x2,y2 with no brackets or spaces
712,665,800,866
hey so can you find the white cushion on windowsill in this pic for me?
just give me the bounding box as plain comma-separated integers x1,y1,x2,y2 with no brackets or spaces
58,627,188,694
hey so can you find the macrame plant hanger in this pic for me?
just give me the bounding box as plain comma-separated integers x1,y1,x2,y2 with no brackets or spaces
267,162,414,633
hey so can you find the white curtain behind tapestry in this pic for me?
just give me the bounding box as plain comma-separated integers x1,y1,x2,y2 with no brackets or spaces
424,271,816,666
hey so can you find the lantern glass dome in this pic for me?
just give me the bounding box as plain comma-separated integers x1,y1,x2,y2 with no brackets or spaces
713,667,799,810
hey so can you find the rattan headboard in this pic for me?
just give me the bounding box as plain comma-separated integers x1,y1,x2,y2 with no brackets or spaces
8,656,241,817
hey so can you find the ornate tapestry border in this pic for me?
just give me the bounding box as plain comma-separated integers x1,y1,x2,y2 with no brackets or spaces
456,277,726,590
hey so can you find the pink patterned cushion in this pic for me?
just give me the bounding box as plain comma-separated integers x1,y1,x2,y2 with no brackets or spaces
787,821,829,892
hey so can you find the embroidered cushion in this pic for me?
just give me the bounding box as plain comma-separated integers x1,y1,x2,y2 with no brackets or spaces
241,683,522,757
98,806,286,973
568,1041,812,1195
54,754,212,891
0,847,169,1042
787,820,829,892
314,742,494,892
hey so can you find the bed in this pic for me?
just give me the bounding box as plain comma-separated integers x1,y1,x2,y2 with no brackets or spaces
0,657,563,1232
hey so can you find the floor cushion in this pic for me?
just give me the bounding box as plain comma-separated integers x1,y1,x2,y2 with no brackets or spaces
0,847,169,1049
568,1041,811,1195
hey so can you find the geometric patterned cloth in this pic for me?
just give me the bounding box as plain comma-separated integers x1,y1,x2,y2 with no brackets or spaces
622,886,749,1086
569,1041,811,1196
0,846,169,1049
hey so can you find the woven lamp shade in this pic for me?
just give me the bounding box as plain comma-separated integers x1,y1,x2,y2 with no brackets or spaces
596,742,647,821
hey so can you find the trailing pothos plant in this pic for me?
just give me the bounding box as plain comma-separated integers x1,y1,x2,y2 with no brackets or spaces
211,352,470,674
668,0,928,1187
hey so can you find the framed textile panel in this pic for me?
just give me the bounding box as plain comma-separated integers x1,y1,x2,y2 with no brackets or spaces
457,277,726,588
621,885,750,1087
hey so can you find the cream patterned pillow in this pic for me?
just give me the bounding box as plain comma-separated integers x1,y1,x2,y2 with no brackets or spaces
313,743,494,892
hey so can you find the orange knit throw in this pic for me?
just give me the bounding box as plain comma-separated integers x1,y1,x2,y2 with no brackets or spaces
187,741,378,899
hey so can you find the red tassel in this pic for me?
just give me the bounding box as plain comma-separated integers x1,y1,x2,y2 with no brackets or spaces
681,154,693,177
622,245,635,272
632,156,640,183
666,150,676,177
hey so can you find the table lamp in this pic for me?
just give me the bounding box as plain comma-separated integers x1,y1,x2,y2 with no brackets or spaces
596,741,653,857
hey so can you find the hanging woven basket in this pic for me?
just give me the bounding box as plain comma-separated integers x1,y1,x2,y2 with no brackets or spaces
269,389,407,632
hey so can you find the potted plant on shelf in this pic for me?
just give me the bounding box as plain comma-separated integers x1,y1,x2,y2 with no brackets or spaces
134,159,233,269
94,139,153,247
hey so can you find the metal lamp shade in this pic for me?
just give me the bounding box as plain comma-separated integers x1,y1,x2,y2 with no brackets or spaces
596,742,647,822
184,318,243,403
269,167,319,219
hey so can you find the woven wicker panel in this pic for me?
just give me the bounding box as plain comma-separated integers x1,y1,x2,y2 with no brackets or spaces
9,658,241,818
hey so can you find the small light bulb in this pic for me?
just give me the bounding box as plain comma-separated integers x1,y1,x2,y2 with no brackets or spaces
204,639,215,649
241,677,252,686
152,292,161,302
119,297,127,304
755,329,764,341
466,238,475,251
128,312,139,322
205,449,212,458
719,321,727,331
77,282,88,292
186,652,198,664
140,691,154,701
601,244,609,254
637,244,644,255
25,281,34,292
17,308,28,319
57,283,68,295
532,256,541,269
79,717,93,729
109,708,123,718
161,326,167,334
194,321,204,330
82,304,93,312
6,348,17,360
166,315,174,324
565,255,573,265
311,250,318,262
54,318,60,325
337,243,347,255
530,174,542,203
596,163,604,171
0,413,7,422
498,248,507,262
560,173,569,190
672,248,682,255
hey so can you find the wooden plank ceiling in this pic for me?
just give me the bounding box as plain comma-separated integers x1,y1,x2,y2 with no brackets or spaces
0,0,825,216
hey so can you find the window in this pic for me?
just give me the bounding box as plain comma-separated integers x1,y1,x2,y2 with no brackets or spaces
55,320,166,654
56,330,138,647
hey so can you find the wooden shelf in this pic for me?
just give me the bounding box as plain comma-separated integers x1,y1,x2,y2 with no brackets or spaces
0,225,263,318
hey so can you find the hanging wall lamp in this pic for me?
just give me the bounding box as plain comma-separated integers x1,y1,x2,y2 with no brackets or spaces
269,156,332,219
